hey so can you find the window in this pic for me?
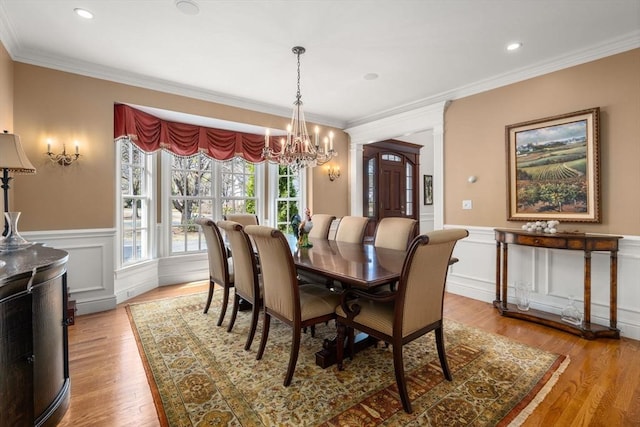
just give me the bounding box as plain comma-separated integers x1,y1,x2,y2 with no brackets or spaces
119,144,301,264
274,165,301,234
367,158,376,217
168,154,214,254
405,162,413,216
221,158,257,216
381,153,401,162
118,138,153,266
165,154,264,255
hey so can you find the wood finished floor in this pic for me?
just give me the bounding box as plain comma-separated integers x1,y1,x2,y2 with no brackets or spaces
57,281,640,426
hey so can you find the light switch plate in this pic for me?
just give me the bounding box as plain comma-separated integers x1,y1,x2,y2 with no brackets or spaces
462,200,473,210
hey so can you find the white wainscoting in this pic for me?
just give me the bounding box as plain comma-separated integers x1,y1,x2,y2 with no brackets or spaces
419,211,435,234
23,226,640,340
22,228,118,315
445,226,640,340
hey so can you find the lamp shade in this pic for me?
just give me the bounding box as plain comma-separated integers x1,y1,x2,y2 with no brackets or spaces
0,133,36,174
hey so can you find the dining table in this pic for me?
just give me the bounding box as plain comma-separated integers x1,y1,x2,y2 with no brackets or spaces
290,237,407,289
287,236,407,367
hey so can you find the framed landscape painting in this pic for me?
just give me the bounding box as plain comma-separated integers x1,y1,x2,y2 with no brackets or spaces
506,107,601,222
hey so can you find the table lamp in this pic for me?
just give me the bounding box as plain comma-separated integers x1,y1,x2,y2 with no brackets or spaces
0,131,36,243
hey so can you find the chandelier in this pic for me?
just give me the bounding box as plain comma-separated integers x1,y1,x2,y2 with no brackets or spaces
263,46,337,170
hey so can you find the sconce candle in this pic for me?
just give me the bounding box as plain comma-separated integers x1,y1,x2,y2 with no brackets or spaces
327,165,340,181
47,141,81,166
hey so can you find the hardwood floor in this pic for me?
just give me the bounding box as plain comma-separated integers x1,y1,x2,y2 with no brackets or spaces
58,281,640,426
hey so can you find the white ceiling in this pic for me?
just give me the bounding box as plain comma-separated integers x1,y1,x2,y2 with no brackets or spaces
0,0,639,130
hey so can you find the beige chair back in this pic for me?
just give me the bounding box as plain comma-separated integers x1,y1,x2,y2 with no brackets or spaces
399,229,468,337
195,217,230,287
244,225,299,322
217,220,257,301
223,213,259,227
308,214,336,239
373,217,418,251
334,216,369,244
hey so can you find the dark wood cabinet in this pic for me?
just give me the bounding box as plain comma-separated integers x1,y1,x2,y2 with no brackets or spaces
1,244,70,426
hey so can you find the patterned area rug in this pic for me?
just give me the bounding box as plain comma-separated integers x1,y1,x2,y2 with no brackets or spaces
126,292,568,426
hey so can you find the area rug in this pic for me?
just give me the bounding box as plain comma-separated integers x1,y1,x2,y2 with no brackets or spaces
126,291,568,426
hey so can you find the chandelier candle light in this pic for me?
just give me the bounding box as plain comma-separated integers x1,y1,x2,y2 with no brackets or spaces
263,46,337,170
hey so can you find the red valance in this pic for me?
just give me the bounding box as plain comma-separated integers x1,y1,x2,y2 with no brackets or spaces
114,104,267,162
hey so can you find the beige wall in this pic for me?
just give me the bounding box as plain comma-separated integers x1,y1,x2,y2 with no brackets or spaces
0,42,13,213
0,42,12,133
10,62,349,231
444,49,640,236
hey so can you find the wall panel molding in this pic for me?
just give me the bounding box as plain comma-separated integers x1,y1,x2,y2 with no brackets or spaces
22,226,639,339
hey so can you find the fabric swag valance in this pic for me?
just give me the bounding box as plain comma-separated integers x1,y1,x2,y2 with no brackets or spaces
113,104,267,162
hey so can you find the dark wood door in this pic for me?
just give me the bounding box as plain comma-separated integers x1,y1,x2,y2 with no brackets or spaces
363,140,421,238
379,158,406,218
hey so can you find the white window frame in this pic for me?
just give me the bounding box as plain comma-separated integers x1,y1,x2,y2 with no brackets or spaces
115,138,156,268
267,163,306,231
161,152,264,256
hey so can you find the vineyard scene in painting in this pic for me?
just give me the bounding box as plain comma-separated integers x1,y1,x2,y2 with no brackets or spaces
515,120,588,213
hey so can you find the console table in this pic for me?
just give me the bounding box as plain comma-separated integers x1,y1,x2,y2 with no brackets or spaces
494,228,622,339
1,244,70,426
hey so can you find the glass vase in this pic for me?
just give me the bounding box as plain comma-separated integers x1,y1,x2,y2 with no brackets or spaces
0,211,32,252
561,295,583,326
514,282,530,311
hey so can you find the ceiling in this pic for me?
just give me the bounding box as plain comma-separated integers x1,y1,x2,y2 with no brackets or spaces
0,0,639,130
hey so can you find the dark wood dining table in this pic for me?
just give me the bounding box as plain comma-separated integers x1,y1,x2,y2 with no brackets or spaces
290,237,407,289
287,236,407,367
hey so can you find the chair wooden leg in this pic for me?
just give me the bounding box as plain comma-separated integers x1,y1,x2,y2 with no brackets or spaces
256,313,270,360
203,278,215,314
227,294,240,333
310,325,316,338
217,285,230,326
336,321,346,370
347,327,355,360
435,327,452,381
392,343,412,414
284,327,301,386
244,299,260,351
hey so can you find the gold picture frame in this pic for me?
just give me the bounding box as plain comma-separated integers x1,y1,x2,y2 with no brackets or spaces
506,107,600,222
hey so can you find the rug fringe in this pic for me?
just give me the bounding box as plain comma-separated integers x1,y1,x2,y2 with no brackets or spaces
506,355,571,426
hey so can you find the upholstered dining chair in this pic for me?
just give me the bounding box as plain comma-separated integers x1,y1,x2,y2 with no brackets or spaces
195,217,234,326
335,228,469,413
217,220,262,350
244,225,342,386
373,217,418,251
308,214,336,239
334,216,370,244
223,213,259,227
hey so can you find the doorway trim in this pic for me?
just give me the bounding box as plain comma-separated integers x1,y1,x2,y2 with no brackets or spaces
344,101,448,229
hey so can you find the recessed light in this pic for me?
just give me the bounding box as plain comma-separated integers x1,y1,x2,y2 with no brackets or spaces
363,73,379,81
175,0,200,15
507,42,523,51
74,8,94,19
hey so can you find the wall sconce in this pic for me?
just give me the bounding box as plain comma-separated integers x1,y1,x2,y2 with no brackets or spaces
327,165,341,181
46,140,80,166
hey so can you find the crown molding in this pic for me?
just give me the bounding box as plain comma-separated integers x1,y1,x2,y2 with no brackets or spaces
2,14,638,133
345,30,640,129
